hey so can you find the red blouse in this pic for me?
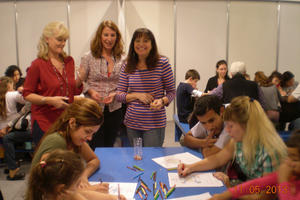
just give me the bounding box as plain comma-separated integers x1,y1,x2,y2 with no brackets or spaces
23,56,82,132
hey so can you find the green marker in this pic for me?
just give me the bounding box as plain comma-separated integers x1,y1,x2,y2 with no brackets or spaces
133,165,144,171
165,185,176,198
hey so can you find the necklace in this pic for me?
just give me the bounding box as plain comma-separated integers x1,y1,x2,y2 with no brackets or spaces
51,62,69,97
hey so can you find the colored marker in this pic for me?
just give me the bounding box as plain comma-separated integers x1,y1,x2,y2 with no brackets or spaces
132,172,144,179
165,185,176,198
167,167,177,171
133,165,144,171
127,166,137,172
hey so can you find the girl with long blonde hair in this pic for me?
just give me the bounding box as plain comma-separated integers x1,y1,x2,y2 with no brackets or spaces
178,96,287,198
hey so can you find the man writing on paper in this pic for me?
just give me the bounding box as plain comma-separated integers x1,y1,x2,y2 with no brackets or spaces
184,95,230,157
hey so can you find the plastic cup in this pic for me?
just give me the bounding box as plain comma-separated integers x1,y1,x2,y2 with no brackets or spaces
133,137,143,160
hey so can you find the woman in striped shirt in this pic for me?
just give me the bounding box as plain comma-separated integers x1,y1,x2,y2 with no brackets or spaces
116,28,175,147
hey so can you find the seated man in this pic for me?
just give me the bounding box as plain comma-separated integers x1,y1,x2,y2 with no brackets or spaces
184,95,231,157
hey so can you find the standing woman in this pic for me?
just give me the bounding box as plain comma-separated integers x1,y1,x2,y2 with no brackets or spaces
116,28,176,147
78,20,124,148
204,60,229,93
23,21,83,145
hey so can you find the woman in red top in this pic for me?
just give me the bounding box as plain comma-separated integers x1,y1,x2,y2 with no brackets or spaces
23,21,83,145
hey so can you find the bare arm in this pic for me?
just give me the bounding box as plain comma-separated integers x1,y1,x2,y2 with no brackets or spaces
287,95,298,103
202,145,222,157
184,132,216,149
178,139,235,177
80,142,100,179
25,93,68,109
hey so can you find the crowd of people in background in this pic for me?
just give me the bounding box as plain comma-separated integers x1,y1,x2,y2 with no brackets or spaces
0,19,299,200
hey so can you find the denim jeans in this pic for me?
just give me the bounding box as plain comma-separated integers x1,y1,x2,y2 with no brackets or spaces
127,127,165,147
3,130,32,170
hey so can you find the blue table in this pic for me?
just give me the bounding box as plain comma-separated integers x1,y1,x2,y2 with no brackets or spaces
90,147,226,199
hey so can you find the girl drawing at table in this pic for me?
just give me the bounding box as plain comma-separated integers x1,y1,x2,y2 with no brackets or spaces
209,130,300,200
26,149,126,200
178,96,287,199
30,97,105,191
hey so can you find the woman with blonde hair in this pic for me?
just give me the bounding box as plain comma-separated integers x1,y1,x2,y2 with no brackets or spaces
23,21,83,145
178,96,286,198
31,97,106,190
78,20,125,148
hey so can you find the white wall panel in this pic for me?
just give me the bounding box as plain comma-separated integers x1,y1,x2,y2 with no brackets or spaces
16,1,68,73
228,1,278,79
278,3,300,79
176,1,227,92
69,0,118,67
0,2,17,75
125,0,174,120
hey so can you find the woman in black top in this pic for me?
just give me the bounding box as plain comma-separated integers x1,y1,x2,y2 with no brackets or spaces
204,60,229,93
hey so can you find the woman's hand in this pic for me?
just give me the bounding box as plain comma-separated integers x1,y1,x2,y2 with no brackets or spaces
208,191,232,200
135,93,154,104
114,195,127,200
177,163,191,177
213,172,230,188
150,99,163,110
45,96,69,109
77,176,90,189
102,92,116,104
89,89,104,103
87,182,109,193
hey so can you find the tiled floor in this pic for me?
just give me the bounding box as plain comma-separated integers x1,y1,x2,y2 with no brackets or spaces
0,121,181,200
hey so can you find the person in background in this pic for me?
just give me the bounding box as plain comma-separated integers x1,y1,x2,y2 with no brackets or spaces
176,69,200,125
23,21,83,145
278,71,300,128
280,71,298,96
31,97,104,190
178,96,286,199
26,149,126,200
0,76,27,180
204,60,229,93
78,20,125,148
254,71,282,123
183,95,231,157
268,70,282,87
209,130,300,200
210,61,266,109
116,28,176,147
5,65,25,92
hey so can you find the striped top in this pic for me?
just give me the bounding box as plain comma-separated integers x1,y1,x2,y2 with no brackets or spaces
116,57,175,130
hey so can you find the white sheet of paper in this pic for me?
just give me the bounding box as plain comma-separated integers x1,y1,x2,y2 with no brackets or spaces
89,182,136,200
168,172,223,187
168,192,212,200
152,152,202,169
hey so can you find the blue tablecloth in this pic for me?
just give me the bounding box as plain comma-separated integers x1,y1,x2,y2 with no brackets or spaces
90,147,226,199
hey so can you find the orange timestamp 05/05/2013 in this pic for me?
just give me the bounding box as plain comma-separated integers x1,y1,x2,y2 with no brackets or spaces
233,184,289,195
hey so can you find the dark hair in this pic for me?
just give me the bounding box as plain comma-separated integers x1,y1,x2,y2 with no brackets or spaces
26,149,84,200
90,20,124,60
5,65,22,77
268,70,282,83
286,130,300,154
125,28,159,74
215,60,229,79
185,69,200,80
281,71,294,87
193,95,223,117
